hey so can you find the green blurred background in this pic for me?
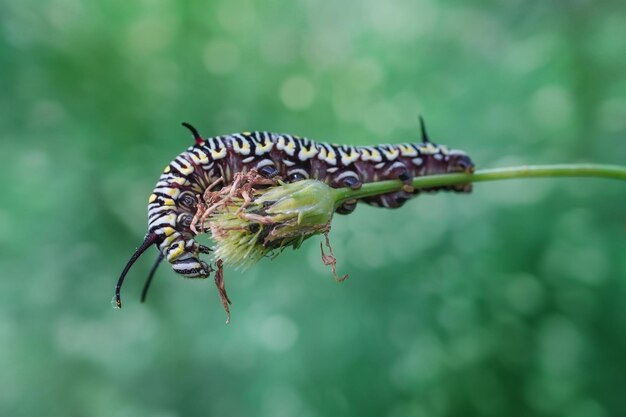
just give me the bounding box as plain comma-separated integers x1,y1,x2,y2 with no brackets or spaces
1,0,625,416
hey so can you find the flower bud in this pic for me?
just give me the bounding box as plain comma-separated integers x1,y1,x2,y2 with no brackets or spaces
208,180,336,268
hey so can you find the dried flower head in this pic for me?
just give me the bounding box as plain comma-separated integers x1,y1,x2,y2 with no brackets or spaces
203,175,337,268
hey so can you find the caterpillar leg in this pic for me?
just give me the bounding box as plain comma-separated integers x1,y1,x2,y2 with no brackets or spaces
198,244,212,254
258,164,280,179
362,163,415,209
390,167,416,207
333,173,362,215
336,199,357,215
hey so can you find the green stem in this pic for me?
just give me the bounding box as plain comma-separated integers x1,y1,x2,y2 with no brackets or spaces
332,164,626,206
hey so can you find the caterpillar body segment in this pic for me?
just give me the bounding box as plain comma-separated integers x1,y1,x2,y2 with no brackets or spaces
115,120,475,307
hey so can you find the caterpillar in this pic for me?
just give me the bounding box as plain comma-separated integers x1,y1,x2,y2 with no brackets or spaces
114,118,474,307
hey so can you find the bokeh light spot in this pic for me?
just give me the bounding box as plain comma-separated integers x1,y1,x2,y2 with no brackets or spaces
204,39,240,74
530,85,574,130
257,315,299,352
280,76,316,111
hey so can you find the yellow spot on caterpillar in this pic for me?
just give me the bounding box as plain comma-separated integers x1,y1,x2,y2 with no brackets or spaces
298,146,317,160
171,176,188,186
195,150,209,163
234,140,251,155
161,233,179,248
162,198,176,206
419,143,437,154
188,152,208,165
340,149,359,165
243,131,251,136
382,148,399,160
325,150,337,164
167,242,185,261
360,147,382,162
148,194,157,203
256,140,274,155
162,227,176,236
179,165,194,176
277,137,296,156
163,165,171,173
399,145,417,157
209,147,227,159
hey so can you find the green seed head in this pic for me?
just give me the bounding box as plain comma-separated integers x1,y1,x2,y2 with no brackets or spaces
208,180,336,268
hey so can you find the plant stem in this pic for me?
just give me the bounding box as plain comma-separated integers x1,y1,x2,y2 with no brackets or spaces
332,164,626,206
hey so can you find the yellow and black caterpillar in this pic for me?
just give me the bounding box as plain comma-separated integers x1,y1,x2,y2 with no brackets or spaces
115,119,474,306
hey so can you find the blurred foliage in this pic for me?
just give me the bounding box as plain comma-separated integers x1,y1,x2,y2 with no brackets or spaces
1,0,625,416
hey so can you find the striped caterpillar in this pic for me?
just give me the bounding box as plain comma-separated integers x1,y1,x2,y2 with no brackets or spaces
114,118,474,307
